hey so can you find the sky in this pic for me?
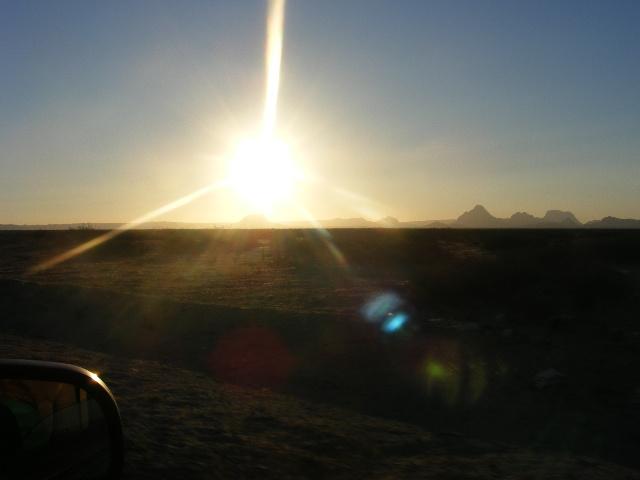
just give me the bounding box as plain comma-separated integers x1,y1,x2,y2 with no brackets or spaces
1,0,639,224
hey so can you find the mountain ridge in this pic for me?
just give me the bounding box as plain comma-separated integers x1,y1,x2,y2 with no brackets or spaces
2,206,639,229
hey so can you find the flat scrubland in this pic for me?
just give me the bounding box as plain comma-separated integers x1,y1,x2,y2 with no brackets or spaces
1,229,639,477
1,334,637,479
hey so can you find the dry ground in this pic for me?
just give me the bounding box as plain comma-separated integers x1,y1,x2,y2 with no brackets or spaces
1,334,638,479
1,229,640,477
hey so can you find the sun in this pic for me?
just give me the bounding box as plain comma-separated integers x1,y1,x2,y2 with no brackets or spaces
227,136,302,215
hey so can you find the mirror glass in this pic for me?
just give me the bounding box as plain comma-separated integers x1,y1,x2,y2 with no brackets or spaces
0,379,111,480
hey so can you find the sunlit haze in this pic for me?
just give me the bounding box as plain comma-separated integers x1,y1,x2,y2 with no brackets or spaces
1,1,639,224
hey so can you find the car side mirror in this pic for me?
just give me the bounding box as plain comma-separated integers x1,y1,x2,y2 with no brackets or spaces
0,360,123,480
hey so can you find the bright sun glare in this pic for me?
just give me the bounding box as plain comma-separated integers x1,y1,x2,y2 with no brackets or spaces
228,136,301,214
227,0,299,217
31,0,315,273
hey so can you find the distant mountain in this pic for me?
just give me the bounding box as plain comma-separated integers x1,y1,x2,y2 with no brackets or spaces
0,222,220,230
0,223,114,231
450,205,590,229
401,219,455,228
504,210,582,228
585,216,640,229
543,210,581,225
455,205,504,228
322,218,377,228
284,217,378,228
235,214,279,229
286,217,454,229
1,208,638,230
377,216,401,228
509,212,541,227
422,221,451,229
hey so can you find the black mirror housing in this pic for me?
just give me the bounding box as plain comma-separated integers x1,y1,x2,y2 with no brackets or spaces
0,359,123,480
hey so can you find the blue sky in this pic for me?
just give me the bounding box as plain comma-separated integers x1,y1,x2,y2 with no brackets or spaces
1,0,639,223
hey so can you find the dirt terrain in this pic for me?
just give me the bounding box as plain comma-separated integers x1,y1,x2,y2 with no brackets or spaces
0,229,639,476
1,333,637,479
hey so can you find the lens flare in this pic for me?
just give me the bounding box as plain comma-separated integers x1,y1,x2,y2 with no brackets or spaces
296,205,349,269
382,313,409,333
208,326,295,388
361,292,410,334
419,338,489,406
362,293,402,322
27,0,385,278
31,2,294,273
263,0,286,138
28,181,226,274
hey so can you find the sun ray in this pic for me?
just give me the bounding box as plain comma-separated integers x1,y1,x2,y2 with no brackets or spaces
30,2,293,275
328,184,387,220
296,205,349,269
27,0,383,277
262,0,286,139
301,174,391,222
28,181,227,274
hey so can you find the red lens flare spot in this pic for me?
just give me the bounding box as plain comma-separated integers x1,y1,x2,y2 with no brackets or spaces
208,326,296,388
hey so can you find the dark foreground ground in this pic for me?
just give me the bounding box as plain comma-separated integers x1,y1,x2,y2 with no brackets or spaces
0,229,639,477
1,334,637,479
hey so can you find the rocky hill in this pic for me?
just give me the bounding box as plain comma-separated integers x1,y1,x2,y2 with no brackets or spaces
586,216,640,229
454,206,586,228
2,207,639,230
455,205,504,228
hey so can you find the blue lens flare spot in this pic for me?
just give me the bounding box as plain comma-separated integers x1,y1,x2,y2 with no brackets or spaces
362,293,402,323
361,292,411,334
382,313,408,333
